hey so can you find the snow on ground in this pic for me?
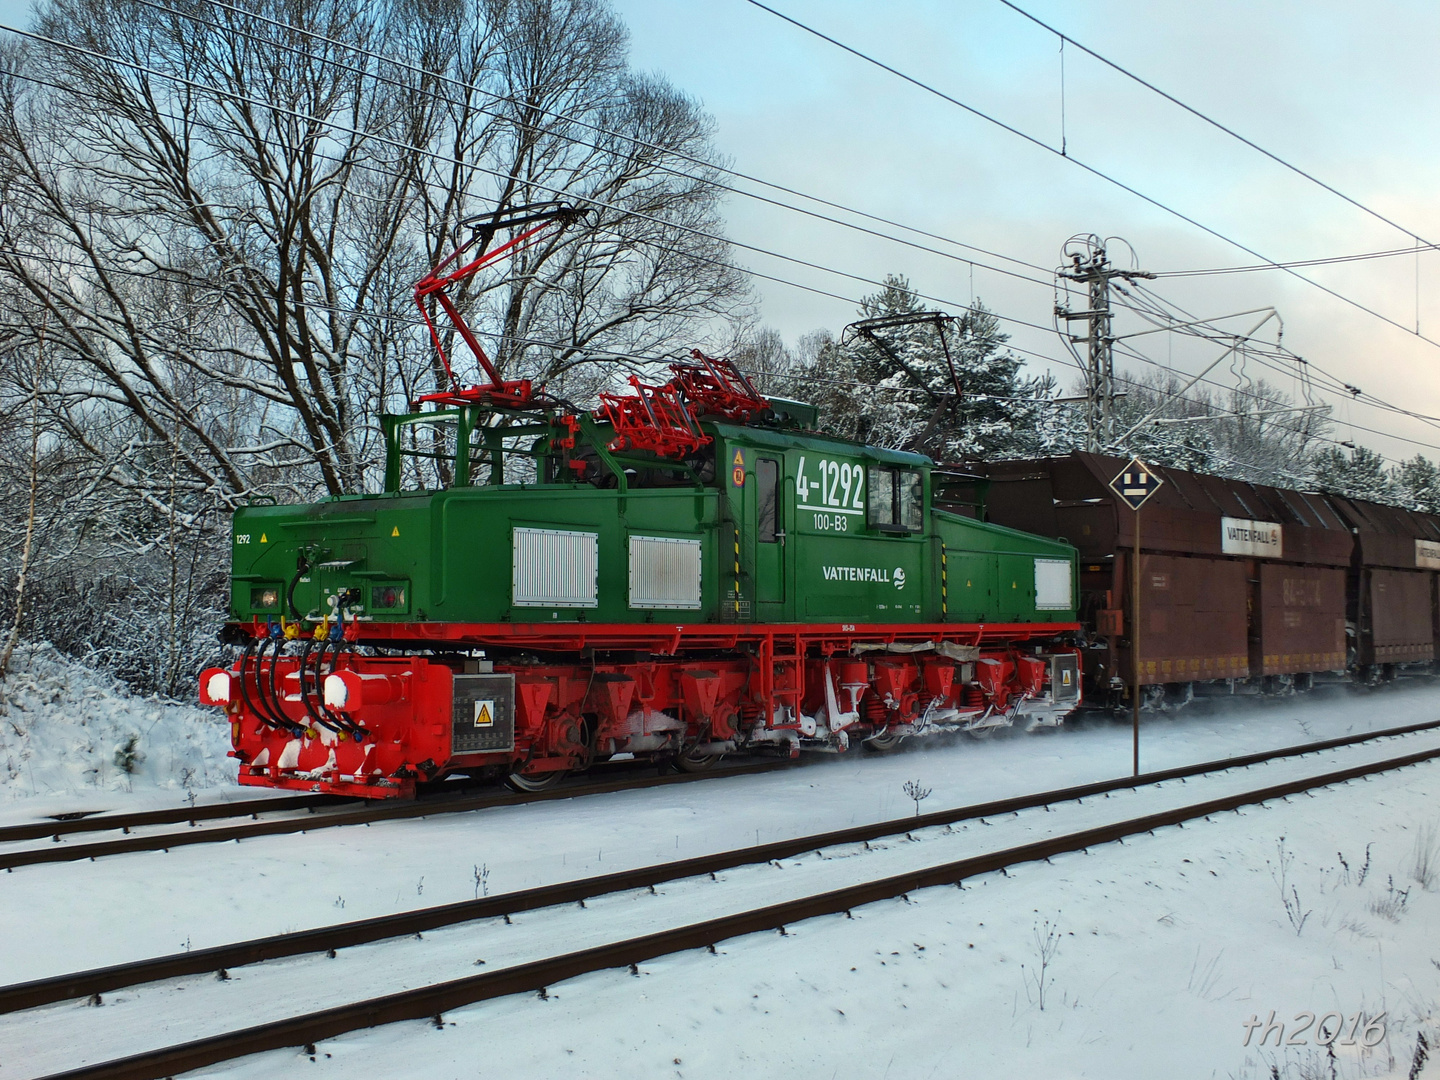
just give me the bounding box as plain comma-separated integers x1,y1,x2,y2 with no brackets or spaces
6,730,1440,1079
200,754,1440,1080
0,643,237,816
1,677,1439,1078
5,679,1440,980
197,756,1440,1080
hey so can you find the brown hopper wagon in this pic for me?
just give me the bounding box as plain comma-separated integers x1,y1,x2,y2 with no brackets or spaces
943,452,1440,707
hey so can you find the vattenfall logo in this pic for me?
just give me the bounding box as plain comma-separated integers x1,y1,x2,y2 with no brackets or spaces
823,566,906,589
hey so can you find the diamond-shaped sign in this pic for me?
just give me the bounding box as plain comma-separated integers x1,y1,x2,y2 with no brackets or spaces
1109,457,1163,511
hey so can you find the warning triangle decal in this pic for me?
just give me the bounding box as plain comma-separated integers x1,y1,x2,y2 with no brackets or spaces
391,526,400,537
474,701,494,727
731,449,744,467
259,533,267,543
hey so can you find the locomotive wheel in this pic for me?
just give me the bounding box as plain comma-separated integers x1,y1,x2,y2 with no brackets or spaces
676,746,723,773
505,766,568,793
863,729,905,753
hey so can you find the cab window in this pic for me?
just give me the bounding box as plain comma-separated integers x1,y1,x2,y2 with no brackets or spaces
899,469,923,529
866,467,894,526
867,466,924,532
757,457,779,543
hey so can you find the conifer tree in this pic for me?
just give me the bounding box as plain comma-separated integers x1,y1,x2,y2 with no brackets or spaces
781,274,1062,459
1392,454,1440,513
1311,446,1397,502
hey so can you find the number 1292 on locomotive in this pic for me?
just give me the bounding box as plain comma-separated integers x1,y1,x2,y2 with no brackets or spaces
795,455,866,531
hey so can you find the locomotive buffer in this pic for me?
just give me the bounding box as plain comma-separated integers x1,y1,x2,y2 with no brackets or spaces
1109,458,1163,776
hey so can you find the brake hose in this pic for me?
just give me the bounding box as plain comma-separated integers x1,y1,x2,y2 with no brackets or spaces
320,640,365,741
239,638,287,732
296,638,337,733
286,553,310,622
236,639,264,723
260,636,305,737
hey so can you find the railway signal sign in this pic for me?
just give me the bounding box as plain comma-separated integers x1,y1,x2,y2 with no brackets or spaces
1108,456,1161,777
1109,458,1163,511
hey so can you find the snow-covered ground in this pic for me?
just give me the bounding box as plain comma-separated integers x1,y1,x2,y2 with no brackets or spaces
1,671,1439,1079
0,643,238,818
199,752,1437,1080
5,729,1440,1079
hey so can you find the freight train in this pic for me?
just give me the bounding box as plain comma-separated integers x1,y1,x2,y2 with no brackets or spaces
197,359,1084,798
944,452,1440,708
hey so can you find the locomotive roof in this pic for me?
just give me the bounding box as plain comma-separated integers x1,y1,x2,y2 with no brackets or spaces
706,420,933,468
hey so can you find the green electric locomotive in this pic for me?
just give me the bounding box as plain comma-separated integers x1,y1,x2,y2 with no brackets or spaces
200,207,1082,797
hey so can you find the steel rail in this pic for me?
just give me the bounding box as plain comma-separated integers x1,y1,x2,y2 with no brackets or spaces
0,754,801,847
0,794,343,845
5,718,1439,1016
0,760,792,871
31,740,1440,1080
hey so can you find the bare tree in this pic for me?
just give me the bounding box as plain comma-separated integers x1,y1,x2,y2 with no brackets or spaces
0,0,747,691
0,0,746,502
1095,369,1329,487
0,308,44,683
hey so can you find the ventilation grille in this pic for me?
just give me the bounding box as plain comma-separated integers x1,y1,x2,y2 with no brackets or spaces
629,535,703,609
512,527,598,607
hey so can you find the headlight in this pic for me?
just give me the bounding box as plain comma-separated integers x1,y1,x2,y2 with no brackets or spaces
199,668,235,706
323,673,349,709
251,586,280,610
370,585,406,610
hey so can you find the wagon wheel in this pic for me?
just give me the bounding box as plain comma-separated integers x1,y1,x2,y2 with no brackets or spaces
505,765,568,793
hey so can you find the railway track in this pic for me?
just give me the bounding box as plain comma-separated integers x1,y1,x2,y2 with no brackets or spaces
0,758,792,871
9,724,1440,1080
5,716,1440,873
0,793,346,846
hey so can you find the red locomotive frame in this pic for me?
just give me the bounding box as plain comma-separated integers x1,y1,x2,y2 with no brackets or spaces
202,620,1080,798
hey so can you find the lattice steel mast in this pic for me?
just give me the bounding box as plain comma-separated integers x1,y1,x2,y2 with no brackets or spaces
1056,235,1153,451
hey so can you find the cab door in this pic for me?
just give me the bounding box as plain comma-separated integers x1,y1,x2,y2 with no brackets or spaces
752,455,787,617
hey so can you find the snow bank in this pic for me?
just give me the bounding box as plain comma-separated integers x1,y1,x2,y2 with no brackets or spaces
0,642,234,805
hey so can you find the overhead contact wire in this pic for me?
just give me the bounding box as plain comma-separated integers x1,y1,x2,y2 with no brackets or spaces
742,0,1440,351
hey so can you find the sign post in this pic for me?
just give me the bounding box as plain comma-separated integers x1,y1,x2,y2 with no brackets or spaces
1109,458,1163,776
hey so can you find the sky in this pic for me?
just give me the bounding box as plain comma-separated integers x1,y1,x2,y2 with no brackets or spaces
603,0,1440,463
0,1,1436,462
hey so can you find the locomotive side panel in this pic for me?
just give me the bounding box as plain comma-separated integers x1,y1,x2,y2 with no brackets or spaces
494,488,716,624
231,497,435,626
941,549,999,622
790,450,929,624
930,510,1079,624
719,429,939,624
